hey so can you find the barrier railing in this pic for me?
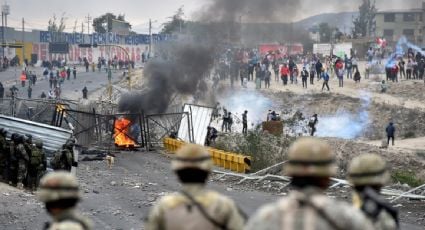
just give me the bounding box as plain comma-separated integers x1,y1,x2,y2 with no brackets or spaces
163,137,251,173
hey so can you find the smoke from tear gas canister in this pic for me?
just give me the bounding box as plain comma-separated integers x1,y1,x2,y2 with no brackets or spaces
316,92,371,139
218,90,273,125
386,36,425,68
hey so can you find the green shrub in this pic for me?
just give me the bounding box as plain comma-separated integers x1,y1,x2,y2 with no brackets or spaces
391,170,424,187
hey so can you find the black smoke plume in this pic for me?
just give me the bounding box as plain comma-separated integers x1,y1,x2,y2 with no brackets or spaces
118,42,214,114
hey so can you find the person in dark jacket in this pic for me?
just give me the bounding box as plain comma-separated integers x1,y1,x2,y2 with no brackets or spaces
315,60,323,80
82,86,88,99
386,122,395,146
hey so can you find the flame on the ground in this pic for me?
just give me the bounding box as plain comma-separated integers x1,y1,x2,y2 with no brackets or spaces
114,117,136,147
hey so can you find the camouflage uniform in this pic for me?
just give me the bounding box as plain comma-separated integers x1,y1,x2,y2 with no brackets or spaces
27,140,46,190
37,171,92,230
245,138,374,230
51,144,74,171
348,154,398,230
7,134,19,184
15,135,29,189
146,144,245,230
0,129,7,180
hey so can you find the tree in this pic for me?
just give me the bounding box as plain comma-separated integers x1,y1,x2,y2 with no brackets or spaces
92,13,131,33
319,23,332,43
47,14,66,33
161,7,185,34
352,0,377,38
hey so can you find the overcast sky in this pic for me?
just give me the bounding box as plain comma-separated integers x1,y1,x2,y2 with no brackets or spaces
2,0,423,33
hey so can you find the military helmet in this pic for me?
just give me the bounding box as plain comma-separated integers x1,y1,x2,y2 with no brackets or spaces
24,134,32,143
15,134,25,144
37,171,81,203
171,144,213,172
348,154,390,186
285,137,336,177
34,140,43,148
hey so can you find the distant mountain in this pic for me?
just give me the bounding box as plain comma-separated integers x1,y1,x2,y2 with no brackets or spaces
294,12,358,34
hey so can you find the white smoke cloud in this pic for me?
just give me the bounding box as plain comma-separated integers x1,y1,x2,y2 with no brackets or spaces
316,91,371,139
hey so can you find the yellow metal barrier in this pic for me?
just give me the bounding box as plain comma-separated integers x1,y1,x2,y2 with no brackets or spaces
162,138,252,173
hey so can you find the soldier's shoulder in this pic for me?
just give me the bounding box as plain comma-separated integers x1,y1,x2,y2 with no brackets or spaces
319,198,374,229
376,210,397,230
49,220,85,230
155,193,186,209
245,201,281,230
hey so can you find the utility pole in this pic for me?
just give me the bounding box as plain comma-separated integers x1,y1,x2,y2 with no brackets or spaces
22,18,25,64
149,19,152,58
86,14,92,34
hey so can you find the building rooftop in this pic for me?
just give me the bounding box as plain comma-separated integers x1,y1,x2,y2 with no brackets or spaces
376,8,424,14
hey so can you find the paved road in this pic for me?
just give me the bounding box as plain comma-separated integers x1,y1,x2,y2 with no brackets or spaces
0,66,126,101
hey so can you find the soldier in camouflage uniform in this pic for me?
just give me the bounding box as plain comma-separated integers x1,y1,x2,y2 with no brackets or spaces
27,138,46,190
7,133,19,185
37,171,92,230
35,140,47,182
146,144,245,230
51,141,74,171
15,134,29,189
348,154,398,230
0,128,7,181
245,137,374,230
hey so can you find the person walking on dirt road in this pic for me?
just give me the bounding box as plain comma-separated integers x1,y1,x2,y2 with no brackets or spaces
385,122,395,146
321,69,330,91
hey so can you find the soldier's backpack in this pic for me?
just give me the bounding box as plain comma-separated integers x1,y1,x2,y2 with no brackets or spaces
50,151,62,169
29,147,42,166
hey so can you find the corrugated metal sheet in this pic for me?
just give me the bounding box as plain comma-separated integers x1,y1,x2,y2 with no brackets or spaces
178,104,213,145
0,115,73,152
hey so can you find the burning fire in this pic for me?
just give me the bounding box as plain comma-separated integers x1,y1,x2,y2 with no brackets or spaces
114,117,136,147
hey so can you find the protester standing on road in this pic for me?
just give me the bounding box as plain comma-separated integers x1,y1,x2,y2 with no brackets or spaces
246,138,374,230
309,114,318,136
20,71,27,87
321,69,330,91
82,86,88,99
280,64,289,85
301,66,308,88
227,112,233,132
385,122,395,146
315,59,323,80
72,66,77,79
264,69,271,89
27,86,32,99
309,64,315,85
0,82,4,102
146,144,245,230
242,110,248,135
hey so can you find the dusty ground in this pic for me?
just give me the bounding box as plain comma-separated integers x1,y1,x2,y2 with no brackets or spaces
1,151,423,229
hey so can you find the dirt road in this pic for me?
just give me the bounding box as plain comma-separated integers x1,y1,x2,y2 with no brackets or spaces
1,150,423,229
